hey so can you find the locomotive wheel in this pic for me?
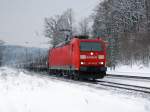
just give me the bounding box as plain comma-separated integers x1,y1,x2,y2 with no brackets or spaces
74,76,79,80
73,74,79,80
99,74,105,78
92,78,96,81
69,75,74,80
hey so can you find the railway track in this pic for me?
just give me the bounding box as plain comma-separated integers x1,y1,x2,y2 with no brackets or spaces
107,74,150,80
42,72,150,94
97,80,150,94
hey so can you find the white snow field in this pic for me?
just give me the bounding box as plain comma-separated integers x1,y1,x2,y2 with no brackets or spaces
0,67,150,112
107,64,150,77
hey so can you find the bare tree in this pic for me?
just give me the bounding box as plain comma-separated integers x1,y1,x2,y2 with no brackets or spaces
78,17,91,36
44,8,75,46
92,0,150,67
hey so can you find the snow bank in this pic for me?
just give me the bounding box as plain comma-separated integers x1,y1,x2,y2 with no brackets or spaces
0,67,150,112
107,64,150,77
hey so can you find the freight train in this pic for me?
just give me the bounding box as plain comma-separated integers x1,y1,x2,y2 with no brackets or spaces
48,36,107,80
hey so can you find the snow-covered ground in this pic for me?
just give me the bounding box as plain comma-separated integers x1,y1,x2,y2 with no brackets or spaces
107,65,150,77
0,67,150,112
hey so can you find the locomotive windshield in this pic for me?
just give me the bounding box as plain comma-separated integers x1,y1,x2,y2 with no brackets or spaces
80,42,103,51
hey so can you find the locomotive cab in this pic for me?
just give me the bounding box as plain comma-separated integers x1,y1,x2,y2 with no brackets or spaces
78,39,107,79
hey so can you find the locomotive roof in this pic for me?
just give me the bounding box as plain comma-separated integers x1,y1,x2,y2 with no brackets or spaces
53,37,104,48
73,37,104,42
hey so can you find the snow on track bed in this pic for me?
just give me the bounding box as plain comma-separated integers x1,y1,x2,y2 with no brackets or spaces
0,67,150,112
107,65,150,77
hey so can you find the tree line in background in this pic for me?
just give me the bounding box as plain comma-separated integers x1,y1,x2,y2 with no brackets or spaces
0,40,4,66
44,0,150,68
92,0,150,68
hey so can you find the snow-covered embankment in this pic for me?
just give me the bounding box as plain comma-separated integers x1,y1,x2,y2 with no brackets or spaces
0,67,150,112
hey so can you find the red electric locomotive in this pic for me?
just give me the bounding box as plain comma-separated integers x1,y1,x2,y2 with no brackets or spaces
48,36,107,79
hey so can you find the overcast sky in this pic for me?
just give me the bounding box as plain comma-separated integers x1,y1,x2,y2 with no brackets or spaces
0,0,100,48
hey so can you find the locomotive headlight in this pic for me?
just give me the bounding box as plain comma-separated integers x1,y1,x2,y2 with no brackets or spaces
81,62,84,65
80,55,86,59
98,55,104,59
90,52,94,55
99,62,104,65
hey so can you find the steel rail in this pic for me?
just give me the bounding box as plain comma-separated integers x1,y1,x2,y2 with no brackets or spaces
107,74,150,80
97,80,150,94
